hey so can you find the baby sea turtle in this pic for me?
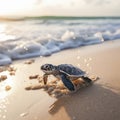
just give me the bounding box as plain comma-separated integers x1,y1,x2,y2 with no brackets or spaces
41,64,92,91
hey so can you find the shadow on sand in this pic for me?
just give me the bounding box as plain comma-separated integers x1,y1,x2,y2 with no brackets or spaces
49,83,120,120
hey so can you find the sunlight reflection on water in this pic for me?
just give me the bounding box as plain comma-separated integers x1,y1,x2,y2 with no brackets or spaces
0,71,15,99
0,23,15,42
0,71,15,120
0,97,9,120
0,23,6,33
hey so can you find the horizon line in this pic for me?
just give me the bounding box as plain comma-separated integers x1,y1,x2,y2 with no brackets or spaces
0,15,120,21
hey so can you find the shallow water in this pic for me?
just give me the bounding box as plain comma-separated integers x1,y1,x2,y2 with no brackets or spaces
0,17,120,65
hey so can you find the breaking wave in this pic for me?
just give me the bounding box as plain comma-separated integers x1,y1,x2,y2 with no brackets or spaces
0,17,120,65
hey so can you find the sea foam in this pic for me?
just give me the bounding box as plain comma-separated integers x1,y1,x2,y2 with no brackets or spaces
0,17,120,65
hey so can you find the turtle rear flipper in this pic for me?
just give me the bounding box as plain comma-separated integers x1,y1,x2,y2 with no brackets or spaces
81,76,92,83
61,74,75,91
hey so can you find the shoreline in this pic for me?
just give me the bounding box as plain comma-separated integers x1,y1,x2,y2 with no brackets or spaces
0,40,120,120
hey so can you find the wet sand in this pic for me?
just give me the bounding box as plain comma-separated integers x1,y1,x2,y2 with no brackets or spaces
0,40,120,120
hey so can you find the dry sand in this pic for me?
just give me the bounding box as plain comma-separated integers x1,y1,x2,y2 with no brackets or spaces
0,40,120,120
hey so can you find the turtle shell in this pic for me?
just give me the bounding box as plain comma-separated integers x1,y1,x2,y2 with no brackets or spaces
57,64,86,76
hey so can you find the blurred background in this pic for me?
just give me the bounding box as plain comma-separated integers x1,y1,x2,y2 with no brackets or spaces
0,0,120,65
0,0,120,17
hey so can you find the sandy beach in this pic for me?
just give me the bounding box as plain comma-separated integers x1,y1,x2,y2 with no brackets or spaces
0,40,120,120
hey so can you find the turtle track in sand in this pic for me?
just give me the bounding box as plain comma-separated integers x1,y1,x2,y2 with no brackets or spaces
25,75,99,99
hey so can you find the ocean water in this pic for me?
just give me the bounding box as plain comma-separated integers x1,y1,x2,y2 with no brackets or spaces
0,16,120,65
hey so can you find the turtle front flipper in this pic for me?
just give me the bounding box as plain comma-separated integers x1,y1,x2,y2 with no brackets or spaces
60,73,75,91
43,74,48,85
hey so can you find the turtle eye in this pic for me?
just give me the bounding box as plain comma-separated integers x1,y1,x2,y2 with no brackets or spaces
45,65,49,70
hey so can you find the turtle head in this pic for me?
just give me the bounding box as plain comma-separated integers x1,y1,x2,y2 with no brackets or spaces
41,64,57,74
